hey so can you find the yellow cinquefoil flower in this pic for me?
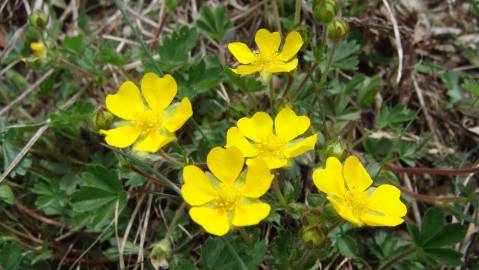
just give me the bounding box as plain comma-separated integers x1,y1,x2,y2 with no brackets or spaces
227,28,303,80
30,42,46,58
313,156,407,227
226,108,317,169
100,73,192,153
181,147,273,236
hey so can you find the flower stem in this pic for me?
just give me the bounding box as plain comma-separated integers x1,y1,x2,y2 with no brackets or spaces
294,0,301,26
269,77,275,114
222,237,248,270
317,43,337,92
272,180,287,208
159,150,184,167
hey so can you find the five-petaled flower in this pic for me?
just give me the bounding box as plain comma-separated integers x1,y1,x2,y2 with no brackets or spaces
228,28,303,81
30,42,46,58
226,108,317,169
100,72,192,153
181,147,273,236
313,156,407,227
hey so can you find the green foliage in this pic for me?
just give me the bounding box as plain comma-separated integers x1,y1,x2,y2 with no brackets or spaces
157,26,198,70
197,5,233,41
377,105,416,131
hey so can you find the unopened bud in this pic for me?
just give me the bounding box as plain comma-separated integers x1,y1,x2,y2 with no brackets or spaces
30,42,46,58
302,227,325,247
150,239,172,270
93,107,114,130
313,0,339,25
324,137,346,160
30,12,49,29
327,18,349,43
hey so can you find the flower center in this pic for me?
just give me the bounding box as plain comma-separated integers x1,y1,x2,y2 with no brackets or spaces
215,185,241,213
343,191,369,218
135,110,162,132
256,134,286,158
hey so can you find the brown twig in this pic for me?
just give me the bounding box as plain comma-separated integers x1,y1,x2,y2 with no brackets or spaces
150,9,169,52
391,184,465,204
385,163,479,175
15,202,66,228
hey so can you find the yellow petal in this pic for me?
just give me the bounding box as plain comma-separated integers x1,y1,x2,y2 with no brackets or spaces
100,125,141,148
344,156,373,194
237,112,273,142
225,127,258,157
232,199,270,226
255,28,281,57
30,42,46,57
181,165,217,206
312,157,345,198
141,73,177,112
327,196,362,225
207,147,244,184
228,42,257,64
231,64,262,75
252,156,289,169
105,81,145,120
133,130,174,152
268,58,299,73
163,98,193,132
367,184,407,217
241,159,273,198
277,31,303,61
360,213,405,227
283,134,317,158
274,107,310,141
189,206,230,236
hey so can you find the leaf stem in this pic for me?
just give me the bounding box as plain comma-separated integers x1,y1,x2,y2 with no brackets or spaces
272,179,287,208
294,0,302,26
222,237,248,270
379,247,416,270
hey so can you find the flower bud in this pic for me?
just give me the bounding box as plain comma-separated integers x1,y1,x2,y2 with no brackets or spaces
92,107,114,131
324,137,346,160
327,18,349,43
302,226,325,247
150,239,172,270
30,12,49,29
313,0,339,24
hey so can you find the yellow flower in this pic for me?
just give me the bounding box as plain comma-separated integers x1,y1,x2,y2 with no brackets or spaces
312,156,407,227
30,42,46,58
181,147,273,236
226,108,317,169
227,28,303,81
100,73,192,153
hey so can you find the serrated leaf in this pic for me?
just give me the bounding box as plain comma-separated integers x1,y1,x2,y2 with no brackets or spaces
0,243,22,270
157,26,198,70
357,75,381,108
423,247,463,266
377,105,415,131
424,224,467,248
196,5,233,41
337,234,359,258
328,40,361,71
419,207,444,245
464,80,479,96
0,185,15,204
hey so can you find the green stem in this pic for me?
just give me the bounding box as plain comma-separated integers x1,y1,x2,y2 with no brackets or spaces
269,78,275,114
379,247,416,270
272,180,287,208
317,43,337,92
159,150,184,167
222,237,248,270
294,0,301,26
165,203,185,239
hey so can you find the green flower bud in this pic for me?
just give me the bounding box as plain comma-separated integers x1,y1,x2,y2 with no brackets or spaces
324,137,347,160
92,107,114,131
150,239,172,270
302,226,326,247
327,18,349,43
313,0,339,24
30,12,49,29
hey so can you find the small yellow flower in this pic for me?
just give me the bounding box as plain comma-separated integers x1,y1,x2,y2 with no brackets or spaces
226,108,317,169
181,147,273,236
30,42,46,58
313,156,407,227
100,73,192,153
228,28,303,81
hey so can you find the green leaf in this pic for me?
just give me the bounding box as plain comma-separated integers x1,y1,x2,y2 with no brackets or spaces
157,26,198,70
337,234,359,258
202,237,227,269
423,247,463,266
440,70,461,103
71,187,119,212
0,184,15,204
357,75,381,108
328,39,361,71
51,100,94,139
63,34,85,55
179,59,225,98
463,80,479,96
424,224,467,248
0,243,22,270
377,105,415,131
196,5,233,41
419,207,445,245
